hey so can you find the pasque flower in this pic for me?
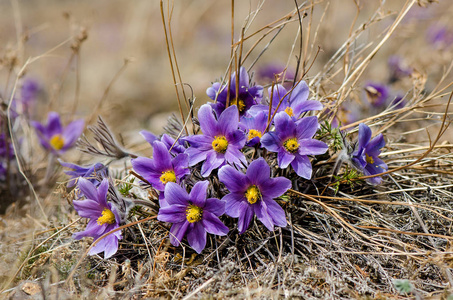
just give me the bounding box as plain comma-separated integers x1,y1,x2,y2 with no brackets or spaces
59,160,108,188
261,112,328,179
132,140,190,207
239,110,268,147
207,67,263,117
72,178,122,258
31,112,84,155
219,158,291,234
140,130,186,155
364,82,389,108
350,123,388,185
157,181,229,253
185,104,247,177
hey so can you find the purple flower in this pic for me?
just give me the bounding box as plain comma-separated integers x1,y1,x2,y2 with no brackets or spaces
427,25,453,48
207,67,263,117
73,178,122,258
239,110,268,147
219,158,291,234
185,104,247,177
257,63,295,87
350,123,388,185
268,82,323,120
157,181,229,253
364,82,389,107
140,130,186,155
389,94,406,109
31,112,84,155
261,112,328,179
388,56,412,83
59,160,108,188
132,140,190,206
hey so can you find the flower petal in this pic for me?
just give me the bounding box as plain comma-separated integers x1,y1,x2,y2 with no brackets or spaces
246,158,270,186
73,199,101,218
291,154,312,179
295,116,319,140
151,141,173,171
223,193,245,218
358,123,372,149
164,182,189,206
238,202,254,234
298,139,328,156
78,177,99,201
254,201,274,232
169,221,189,247
158,205,187,223
202,211,229,236
278,148,294,169
201,151,224,177
198,104,218,137
204,197,226,216
264,198,287,227
218,105,239,136
189,181,209,207
187,222,207,253
61,119,85,149
259,177,291,199
261,132,281,152
218,165,247,193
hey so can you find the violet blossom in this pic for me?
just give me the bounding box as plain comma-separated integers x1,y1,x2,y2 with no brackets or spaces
59,160,108,188
185,104,247,177
31,112,84,155
388,56,412,83
218,158,291,234
364,82,389,107
157,181,229,253
261,112,328,179
73,177,122,258
207,67,263,117
132,140,190,207
140,130,186,155
239,110,268,147
350,123,388,185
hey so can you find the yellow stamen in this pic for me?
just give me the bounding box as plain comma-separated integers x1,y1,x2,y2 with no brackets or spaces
284,107,294,117
97,208,116,225
366,154,374,164
212,136,228,153
186,205,203,223
247,129,262,141
245,185,261,204
230,98,246,112
160,170,176,185
283,138,299,153
50,134,65,150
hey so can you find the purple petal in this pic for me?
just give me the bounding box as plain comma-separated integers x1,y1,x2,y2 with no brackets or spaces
164,182,189,206
187,222,207,253
295,116,319,140
238,202,254,234
46,112,63,137
294,100,323,115
365,134,385,157
158,205,187,223
358,123,372,149
185,147,208,166
224,146,247,168
261,132,281,152
102,234,120,258
298,139,328,156
140,130,159,145
73,199,101,218
264,198,287,227
274,112,296,139
218,165,247,193
152,141,173,171
254,201,274,232
237,67,249,90
204,197,226,216
201,151,224,177
289,81,309,104
218,105,239,136
78,177,99,201
61,119,85,150
223,193,245,218
189,181,209,207
173,153,190,179
278,148,295,169
259,177,291,199
291,155,312,179
73,219,105,239
201,211,229,236
198,104,218,137
169,221,189,247
206,82,222,100
96,179,109,207
246,158,270,186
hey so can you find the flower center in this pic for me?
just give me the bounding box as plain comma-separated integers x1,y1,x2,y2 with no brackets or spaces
186,205,203,223
283,138,299,153
160,170,176,185
245,185,261,204
230,98,246,112
366,154,375,164
97,208,116,225
247,129,262,141
212,136,228,153
50,134,65,150
284,107,294,117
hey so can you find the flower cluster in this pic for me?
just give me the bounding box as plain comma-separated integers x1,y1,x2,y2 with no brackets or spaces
66,67,389,257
